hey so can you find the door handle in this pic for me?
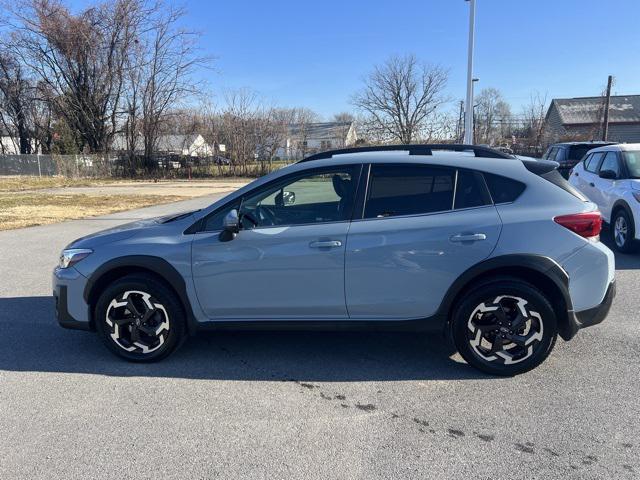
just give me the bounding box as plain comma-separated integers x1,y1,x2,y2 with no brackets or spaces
589,182,595,187
450,233,487,243
309,240,342,248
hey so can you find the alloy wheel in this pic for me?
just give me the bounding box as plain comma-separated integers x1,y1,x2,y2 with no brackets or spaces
467,295,544,365
104,290,170,354
615,215,628,248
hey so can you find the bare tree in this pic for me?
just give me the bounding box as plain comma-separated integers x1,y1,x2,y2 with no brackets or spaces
351,54,448,144
2,0,146,153
521,91,548,147
137,1,209,163
0,50,34,153
474,88,512,145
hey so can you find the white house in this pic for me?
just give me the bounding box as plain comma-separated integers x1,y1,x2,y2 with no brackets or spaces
277,121,358,160
112,134,213,157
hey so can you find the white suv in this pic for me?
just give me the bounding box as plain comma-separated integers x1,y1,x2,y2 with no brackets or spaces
569,143,640,252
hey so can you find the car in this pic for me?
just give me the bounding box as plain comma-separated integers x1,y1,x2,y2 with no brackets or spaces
568,143,640,253
542,141,617,179
53,144,615,376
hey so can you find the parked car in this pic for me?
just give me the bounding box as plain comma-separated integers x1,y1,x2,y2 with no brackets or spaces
543,141,616,179
53,144,615,376
568,143,640,252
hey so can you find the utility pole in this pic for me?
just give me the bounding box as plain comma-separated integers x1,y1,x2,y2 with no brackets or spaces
602,75,613,141
463,0,476,144
457,100,464,142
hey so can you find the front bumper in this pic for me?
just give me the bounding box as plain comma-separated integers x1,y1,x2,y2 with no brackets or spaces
53,267,92,331
563,280,616,340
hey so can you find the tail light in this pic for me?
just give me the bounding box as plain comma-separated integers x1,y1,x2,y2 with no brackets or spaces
554,211,602,239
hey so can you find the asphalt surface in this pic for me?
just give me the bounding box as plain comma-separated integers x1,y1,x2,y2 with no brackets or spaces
0,195,638,480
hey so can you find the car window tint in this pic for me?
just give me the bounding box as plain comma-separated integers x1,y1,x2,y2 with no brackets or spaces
240,167,358,228
554,147,566,162
585,152,605,173
599,152,621,177
483,173,526,204
570,145,596,161
582,154,593,170
454,170,492,209
202,202,240,232
545,147,558,161
364,164,455,218
623,151,640,178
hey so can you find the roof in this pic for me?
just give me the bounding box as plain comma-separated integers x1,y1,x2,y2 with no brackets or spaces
551,95,640,125
586,143,640,153
550,141,615,146
111,134,202,151
300,144,513,162
288,122,353,139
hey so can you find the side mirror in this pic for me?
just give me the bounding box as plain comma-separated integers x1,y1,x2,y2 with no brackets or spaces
220,209,239,241
599,169,617,180
282,191,296,206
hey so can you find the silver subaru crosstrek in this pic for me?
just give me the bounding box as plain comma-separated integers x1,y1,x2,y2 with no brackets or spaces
53,145,615,375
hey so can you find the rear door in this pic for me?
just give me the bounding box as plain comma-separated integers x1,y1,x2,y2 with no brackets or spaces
345,164,501,320
578,151,605,203
593,151,623,220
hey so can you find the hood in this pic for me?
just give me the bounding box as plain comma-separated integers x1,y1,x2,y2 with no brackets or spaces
66,210,198,249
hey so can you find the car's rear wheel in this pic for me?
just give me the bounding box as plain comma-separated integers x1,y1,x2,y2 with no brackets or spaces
612,209,638,253
95,275,185,362
451,279,558,376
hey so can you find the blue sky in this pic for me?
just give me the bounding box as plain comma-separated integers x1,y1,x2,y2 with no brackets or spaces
85,0,640,118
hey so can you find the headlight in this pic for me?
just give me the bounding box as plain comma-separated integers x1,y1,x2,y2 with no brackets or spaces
632,192,640,203
59,248,93,269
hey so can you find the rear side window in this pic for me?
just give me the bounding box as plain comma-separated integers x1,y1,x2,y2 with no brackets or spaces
364,164,455,218
483,173,526,204
454,170,492,209
569,145,597,161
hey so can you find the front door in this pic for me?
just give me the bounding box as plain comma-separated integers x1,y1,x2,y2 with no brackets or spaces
191,165,361,320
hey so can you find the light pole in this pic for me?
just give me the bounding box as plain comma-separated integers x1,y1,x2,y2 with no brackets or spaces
463,0,476,144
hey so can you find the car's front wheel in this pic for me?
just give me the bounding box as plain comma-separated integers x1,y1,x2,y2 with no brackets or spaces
95,275,185,362
612,209,638,253
451,279,558,376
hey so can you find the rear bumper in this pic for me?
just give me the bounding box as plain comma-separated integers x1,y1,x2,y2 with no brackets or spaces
564,280,615,339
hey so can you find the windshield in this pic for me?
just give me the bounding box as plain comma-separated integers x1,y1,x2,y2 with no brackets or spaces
623,151,640,178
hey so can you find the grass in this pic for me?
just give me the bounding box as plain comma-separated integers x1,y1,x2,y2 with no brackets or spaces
0,176,121,192
0,193,187,230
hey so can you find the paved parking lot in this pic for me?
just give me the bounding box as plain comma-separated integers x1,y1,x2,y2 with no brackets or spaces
0,196,638,479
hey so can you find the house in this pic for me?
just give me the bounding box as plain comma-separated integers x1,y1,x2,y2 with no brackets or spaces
0,135,20,154
277,121,358,160
544,95,640,144
111,134,213,157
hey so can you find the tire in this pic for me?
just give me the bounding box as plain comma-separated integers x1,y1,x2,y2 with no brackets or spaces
451,279,558,376
611,208,638,253
95,274,185,362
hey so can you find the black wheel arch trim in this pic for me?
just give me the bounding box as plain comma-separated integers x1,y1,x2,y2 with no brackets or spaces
435,253,576,340
611,200,634,226
83,255,198,334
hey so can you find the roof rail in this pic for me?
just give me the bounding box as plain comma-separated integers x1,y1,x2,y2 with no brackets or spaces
299,144,514,162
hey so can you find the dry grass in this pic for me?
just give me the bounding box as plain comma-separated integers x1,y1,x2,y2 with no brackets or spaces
0,176,121,192
0,193,187,230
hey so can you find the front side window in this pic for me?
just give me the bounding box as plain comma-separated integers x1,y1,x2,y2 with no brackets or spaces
598,152,621,178
585,152,605,173
364,164,455,218
239,166,359,228
623,151,640,178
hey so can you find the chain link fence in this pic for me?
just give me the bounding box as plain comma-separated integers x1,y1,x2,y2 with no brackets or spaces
0,154,294,178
